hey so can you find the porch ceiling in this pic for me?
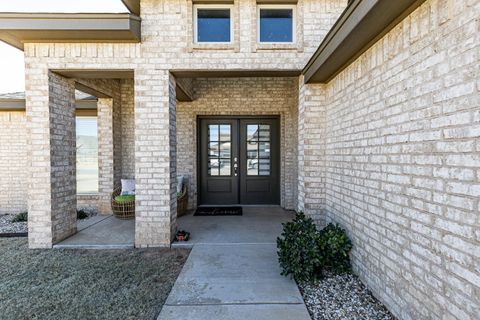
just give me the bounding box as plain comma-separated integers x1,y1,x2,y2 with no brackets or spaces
0,13,141,50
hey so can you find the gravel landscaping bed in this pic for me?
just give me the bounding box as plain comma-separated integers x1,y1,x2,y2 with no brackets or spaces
0,210,98,235
0,214,27,234
299,271,396,320
0,238,190,320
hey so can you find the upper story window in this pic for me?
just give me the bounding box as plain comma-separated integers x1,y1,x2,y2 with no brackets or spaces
258,5,295,43
194,5,233,43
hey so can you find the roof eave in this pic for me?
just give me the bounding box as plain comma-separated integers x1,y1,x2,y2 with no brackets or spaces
121,0,140,16
0,13,141,51
302,0,427,84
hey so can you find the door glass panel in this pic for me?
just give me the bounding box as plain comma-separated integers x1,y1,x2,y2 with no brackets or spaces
259,159,270,176
219,141,231,158
209,142,219,156
247,124,259,140
246,124,271,176
247,141,258,152
208,125,219,141
259,142,270,158
220,125,231,141
208,124,231,176
219,159,231,175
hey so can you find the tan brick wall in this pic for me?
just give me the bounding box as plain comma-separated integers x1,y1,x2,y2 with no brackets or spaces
297,78,327,224
121,79,135,179
298,0,480,318
22,0,346,72
0,111,28,214
177,77,299,210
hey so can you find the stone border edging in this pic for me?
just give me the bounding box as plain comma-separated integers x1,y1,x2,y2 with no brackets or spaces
0,232,28,238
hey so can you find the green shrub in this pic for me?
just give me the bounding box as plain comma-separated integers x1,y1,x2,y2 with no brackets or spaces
12,211,28,223
77,209,89,220
277,212,323,282
277,213,353,282
318,223,353,273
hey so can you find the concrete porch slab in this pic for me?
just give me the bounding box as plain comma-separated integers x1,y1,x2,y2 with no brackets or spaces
172,206,294,247
54,215,134,249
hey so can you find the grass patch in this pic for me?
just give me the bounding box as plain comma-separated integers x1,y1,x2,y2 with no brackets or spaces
0,238,189,320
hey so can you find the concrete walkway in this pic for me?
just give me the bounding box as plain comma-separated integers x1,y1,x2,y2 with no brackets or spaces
158,207,310,320
54,215,135,249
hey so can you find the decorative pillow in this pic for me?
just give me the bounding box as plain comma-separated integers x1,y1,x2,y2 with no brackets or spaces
177,175,184,194
121,179,135,196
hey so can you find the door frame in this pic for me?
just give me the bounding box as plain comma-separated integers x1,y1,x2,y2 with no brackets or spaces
196,115,281,207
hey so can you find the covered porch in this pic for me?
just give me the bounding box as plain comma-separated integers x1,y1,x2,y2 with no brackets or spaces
27,68,302,249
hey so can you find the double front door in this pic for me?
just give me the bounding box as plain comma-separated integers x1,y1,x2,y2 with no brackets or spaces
199,117,280,205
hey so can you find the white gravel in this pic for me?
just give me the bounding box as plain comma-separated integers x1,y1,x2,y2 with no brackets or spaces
1,210,97,235
0,214,27,234
299,271,396,320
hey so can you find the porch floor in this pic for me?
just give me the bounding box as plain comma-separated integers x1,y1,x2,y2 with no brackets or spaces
54,215,135,249
172,205,294,247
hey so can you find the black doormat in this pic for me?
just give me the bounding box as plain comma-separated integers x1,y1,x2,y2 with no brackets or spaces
194,206,243,216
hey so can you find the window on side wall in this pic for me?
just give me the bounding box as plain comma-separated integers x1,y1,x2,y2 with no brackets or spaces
76,116,98,194
194,5,233,43
258,5,295,43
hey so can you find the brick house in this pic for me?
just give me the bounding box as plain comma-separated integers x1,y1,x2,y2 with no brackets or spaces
0,0,478,318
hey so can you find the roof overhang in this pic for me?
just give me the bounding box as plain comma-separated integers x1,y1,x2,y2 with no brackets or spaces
0,98,97,111
0,13,141,50
121,0,140,16
303,0,426,84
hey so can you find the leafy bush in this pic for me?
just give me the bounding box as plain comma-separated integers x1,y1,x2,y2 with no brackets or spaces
318,223,352,273
12,211,28,223
77,209,89,220
277,212,323,282
277,212,353,282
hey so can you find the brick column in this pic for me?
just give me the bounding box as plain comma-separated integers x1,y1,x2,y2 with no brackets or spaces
97,98,115,214
297,76,327,226
134,70,177,247
26,70,77,248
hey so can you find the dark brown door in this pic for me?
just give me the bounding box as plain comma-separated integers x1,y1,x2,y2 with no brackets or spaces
200,119,239,205
239,118,280,204
199,117,280,205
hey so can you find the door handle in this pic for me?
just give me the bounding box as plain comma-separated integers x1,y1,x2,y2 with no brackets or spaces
234,161,238,176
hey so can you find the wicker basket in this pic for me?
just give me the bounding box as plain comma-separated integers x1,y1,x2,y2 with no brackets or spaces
177,184,188,217
111,187,135,220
